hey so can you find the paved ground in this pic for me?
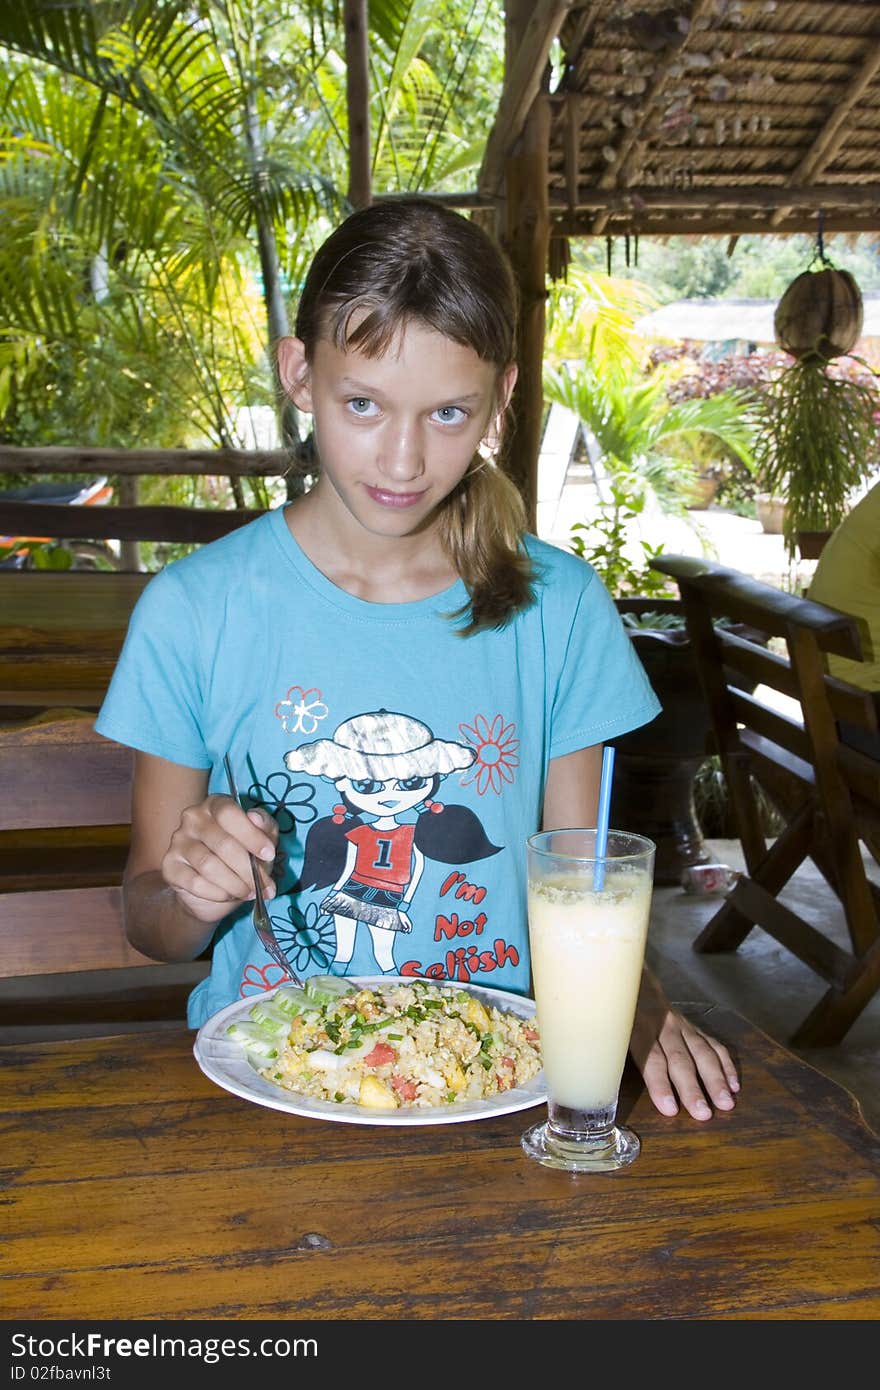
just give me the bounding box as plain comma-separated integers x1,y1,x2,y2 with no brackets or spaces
538,465,816,594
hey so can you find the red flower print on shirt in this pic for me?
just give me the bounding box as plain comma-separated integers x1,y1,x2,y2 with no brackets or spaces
458,713,519,795
240,962,292,997
274,686,329,735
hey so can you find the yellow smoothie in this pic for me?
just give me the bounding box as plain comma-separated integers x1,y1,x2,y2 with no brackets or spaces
527,867,652,1111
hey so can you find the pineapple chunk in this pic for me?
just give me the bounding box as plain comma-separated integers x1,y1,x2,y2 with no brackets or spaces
465,997,491,1032
358,1075,399,1108
440,1057,467,1092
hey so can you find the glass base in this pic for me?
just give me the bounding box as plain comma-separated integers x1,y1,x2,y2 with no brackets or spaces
521,1119,640,1173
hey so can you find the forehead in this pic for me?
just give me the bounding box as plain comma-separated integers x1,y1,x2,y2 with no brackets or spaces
311,320,497,399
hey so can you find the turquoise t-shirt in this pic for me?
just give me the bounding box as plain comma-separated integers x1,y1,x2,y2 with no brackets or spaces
95,506,660,1026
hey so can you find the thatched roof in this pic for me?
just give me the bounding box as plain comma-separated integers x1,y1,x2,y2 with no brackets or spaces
479,0,880,243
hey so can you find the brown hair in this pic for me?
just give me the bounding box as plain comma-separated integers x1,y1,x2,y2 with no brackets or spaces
294,197,534,634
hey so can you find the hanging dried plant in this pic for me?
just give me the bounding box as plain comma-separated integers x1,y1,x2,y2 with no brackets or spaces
753,236,879,559
754,357,877,557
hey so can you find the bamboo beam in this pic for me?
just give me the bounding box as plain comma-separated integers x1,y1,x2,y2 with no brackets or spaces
478,0,572,200
344,0,371,210
552,183,880,212
0,447,291,477
564,95,581,211
770,37,880,228
502,96,551,531
550,211,880,238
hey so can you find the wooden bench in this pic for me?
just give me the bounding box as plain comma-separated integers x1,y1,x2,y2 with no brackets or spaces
651,554,880,1047
0,713,208,1041
0,571,151,718
0,443,294,568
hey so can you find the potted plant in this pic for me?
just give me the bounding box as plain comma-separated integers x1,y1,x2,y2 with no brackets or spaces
753,243,879,559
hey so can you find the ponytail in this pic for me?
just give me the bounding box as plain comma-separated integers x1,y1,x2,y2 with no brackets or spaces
439,457,535,636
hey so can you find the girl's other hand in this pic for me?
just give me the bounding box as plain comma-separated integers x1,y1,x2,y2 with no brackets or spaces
629,965,740,1120
161,795,279,923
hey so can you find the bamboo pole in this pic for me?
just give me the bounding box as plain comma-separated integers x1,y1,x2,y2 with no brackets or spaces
502,95,551,532
345,0,371,210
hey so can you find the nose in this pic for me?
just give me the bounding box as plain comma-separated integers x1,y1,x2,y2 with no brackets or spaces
379,418,424,483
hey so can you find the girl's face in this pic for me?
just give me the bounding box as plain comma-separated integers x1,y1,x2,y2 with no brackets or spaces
278,321,516,541
337,774,433,818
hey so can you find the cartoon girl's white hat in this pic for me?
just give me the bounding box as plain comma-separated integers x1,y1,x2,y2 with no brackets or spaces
284,709,474,780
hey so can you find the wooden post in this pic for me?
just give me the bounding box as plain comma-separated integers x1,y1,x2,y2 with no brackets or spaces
115,476,142,572
501,95,550,531
345,0,371,210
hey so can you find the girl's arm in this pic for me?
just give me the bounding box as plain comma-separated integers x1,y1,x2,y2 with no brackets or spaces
122,751,278,962
542,745,740,1120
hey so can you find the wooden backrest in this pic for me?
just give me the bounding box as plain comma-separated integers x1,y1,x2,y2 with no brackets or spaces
0,571,151,716
0,713,132,831
0,714,148,978
0,499,265,547
650,554,879,772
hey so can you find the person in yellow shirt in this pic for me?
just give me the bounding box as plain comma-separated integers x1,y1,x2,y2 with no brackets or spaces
809,479,880,863
809,479,880,693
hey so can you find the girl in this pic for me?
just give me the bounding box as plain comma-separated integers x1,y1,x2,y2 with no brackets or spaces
97,197,739,1122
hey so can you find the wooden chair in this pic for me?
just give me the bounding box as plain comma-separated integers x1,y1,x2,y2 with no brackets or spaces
651,554,880,1047
0,570,151,719
0,713,208,1041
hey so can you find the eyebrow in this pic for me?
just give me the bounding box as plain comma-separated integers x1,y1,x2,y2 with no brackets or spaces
338,377,486,404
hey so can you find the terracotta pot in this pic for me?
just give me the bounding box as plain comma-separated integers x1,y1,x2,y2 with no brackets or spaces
756,493,786,534
686,473,721,510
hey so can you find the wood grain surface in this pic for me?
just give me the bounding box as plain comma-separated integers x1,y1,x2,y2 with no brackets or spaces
3,1006,879,1321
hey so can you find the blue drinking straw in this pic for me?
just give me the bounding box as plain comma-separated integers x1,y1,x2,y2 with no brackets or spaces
594,745,615,890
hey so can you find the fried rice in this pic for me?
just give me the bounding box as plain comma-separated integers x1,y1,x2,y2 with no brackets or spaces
228,977,542,1110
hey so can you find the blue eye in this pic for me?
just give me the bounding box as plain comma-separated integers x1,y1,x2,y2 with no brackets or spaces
351,778,382,794
397,776,429,792
348,397,377,416
433,405,466,425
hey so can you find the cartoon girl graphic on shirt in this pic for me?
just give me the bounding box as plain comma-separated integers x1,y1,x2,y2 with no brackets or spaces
284,710,501,974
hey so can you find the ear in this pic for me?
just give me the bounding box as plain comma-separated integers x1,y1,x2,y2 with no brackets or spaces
497,361,518,413
483,362,519,452
276,336,313,413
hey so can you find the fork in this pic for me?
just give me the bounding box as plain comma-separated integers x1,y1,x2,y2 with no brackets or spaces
223,754,302,985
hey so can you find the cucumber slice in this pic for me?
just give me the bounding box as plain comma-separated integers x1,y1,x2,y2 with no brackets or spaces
272,985,310,1018
246,999,290,1031
304,974,357,1005
226,1020,281,1058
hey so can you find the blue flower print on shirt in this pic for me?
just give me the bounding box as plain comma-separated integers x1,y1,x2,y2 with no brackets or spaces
270,898,336,976
246,770,318,835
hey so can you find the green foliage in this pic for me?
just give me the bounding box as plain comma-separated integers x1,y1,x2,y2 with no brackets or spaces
575,231,880,303
545,355,756,519
568,485,674,600
753,355,879,557
0,0,502,468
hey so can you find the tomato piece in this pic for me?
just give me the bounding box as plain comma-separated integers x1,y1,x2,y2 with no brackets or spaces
496,1056,515,1091
390,1075,418,1101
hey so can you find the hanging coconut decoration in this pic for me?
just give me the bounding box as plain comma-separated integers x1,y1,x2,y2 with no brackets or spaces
753,225,878,560
773,266,864,362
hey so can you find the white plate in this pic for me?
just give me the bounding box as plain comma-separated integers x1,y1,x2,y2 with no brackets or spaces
193,974,547,1127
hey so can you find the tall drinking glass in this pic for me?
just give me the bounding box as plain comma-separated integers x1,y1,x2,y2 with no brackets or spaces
522,828,655,1173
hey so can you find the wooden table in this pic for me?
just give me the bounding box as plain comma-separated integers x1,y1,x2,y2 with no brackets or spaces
3,1004,880,1321
0,571,149,713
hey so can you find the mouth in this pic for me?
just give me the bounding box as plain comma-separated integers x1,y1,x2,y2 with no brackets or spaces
365,485,427,509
